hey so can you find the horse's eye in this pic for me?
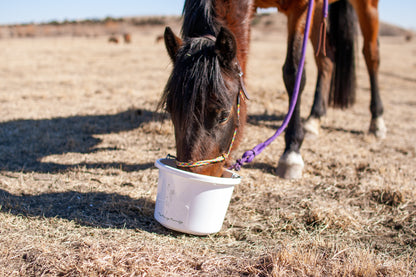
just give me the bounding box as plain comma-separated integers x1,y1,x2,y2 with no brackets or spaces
218,111,231,124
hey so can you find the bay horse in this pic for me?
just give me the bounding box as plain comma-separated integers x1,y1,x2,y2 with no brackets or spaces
159,0,386,178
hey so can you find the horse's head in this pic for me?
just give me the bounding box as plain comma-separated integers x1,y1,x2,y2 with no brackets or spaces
160,27,245,177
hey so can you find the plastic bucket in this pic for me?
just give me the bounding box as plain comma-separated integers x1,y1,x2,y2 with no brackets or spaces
154,158,241,235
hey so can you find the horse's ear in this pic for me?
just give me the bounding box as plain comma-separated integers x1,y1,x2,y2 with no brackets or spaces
164,27,182,62
215,27,237,66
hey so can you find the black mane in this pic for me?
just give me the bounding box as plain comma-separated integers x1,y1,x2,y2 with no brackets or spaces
182,0,221,37
161,37,233,131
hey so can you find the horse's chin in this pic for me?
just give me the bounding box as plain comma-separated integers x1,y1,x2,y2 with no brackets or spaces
183,164,225,177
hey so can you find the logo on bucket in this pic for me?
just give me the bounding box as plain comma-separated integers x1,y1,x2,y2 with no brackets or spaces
156,212,184,225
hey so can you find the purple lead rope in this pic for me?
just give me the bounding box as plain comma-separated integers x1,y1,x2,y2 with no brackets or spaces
230,0,328,171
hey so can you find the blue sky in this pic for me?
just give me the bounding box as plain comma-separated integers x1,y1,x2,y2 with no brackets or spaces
0,0,415,30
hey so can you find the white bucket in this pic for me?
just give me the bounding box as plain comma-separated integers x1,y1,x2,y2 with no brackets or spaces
154,158,241,235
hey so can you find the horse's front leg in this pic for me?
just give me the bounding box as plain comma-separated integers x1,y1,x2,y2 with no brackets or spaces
276,8,309,179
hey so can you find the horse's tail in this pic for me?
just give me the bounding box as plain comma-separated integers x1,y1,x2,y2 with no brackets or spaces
328,0,358,109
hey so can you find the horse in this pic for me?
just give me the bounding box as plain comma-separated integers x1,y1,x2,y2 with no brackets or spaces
159,0,386,179
123,33,132,43
108,36,119,43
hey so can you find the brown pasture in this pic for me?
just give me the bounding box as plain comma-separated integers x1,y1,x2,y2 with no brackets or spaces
0,14,415,276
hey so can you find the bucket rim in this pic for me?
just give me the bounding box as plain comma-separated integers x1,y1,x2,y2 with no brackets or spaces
155,158,241,186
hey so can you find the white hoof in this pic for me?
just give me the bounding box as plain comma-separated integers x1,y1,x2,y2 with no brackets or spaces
304,117,321,139
369,117,387,139
276,151,304,179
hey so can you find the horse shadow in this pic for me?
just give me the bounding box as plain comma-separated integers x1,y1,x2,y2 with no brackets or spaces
0,108,188,235
243,162,277,174
321,125,364,136
244,112,365,173
0,189,175,234
247,113,286,129
250,112,365,137
0,108,167,173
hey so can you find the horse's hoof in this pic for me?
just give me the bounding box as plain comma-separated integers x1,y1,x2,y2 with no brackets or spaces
369,117,387,139
304,117,320,139
276,151,304,179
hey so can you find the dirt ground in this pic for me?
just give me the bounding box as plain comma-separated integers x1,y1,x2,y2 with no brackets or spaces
0,14,415,276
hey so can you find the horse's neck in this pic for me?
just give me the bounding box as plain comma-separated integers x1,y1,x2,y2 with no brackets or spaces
215,0,255,73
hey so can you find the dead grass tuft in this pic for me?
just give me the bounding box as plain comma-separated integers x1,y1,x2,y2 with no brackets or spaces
242,242,415,277
371,188,404,207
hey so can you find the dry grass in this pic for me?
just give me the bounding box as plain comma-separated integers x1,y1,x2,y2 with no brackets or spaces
0,13,415,276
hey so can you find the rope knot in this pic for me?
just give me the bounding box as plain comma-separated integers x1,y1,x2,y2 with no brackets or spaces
241,149,256,163
229,158,243,171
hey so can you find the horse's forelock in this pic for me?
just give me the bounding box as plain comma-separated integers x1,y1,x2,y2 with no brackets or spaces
163,38,232,130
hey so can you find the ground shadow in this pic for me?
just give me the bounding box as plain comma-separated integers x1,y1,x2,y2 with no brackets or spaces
247,113,286,129
380,70,416,83
0,108,167,173
321,125,364,136
0,189,177,235
243,162,277,175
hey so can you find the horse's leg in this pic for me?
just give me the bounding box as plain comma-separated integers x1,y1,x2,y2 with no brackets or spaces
350,0,386,138
304,3,334,138
276,7,309,179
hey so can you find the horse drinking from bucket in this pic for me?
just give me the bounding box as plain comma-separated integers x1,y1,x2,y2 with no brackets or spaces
159,0,385,178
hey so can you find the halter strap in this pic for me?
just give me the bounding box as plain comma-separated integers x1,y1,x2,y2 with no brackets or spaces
237,63,250,100
202,34,216,41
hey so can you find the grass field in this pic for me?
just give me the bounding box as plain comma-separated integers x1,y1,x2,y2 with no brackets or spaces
0,14,415,276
